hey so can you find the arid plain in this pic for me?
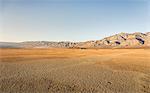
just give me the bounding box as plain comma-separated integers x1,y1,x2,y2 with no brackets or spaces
0,48,150,93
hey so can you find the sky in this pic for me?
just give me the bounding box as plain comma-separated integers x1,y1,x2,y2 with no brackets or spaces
0,0,150,42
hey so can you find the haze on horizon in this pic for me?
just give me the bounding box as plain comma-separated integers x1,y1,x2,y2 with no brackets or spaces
0,0,150,42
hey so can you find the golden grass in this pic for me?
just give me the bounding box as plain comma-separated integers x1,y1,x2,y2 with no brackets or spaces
0,48,150,93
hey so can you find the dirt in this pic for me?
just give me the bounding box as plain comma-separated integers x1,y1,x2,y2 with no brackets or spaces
0,48,150,93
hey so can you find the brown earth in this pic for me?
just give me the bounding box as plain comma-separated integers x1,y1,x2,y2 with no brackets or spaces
0,48,150,93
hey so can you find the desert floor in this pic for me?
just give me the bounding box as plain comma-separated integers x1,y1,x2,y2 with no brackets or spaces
0,48,150,93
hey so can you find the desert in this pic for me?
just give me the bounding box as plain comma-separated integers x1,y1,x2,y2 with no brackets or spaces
1,0,150,92
0,48,150,93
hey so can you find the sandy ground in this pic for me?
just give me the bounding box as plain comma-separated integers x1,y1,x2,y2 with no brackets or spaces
0,48,150,93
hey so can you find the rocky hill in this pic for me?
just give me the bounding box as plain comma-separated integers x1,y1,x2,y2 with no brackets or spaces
76,32,150,48
0,32,150,48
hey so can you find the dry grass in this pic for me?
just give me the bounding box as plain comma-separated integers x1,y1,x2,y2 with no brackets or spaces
0,48,150,93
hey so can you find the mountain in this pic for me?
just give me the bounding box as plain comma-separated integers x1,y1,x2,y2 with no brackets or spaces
0,42,22,48
76,32,150,48
0,32,150,49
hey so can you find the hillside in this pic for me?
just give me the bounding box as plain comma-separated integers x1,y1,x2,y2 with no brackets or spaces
0,32,150,48
76,32,150,48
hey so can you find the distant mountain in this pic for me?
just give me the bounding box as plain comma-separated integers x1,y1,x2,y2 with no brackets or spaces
0,42,22,48
0,32,150,49
76,32,150,48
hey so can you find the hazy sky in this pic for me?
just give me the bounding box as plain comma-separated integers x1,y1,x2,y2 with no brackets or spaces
0,0,150,42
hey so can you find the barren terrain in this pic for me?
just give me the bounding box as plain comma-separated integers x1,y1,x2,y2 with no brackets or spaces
0,48,150,93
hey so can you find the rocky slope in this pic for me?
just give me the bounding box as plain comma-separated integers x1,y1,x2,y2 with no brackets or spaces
76,32,150,48
0,32,150,48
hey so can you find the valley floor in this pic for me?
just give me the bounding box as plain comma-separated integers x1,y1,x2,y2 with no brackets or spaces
0,48,150,93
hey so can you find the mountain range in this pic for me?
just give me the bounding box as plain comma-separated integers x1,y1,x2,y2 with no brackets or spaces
0,32,150,49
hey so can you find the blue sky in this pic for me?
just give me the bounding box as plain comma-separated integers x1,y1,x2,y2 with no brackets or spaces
0,0,150,42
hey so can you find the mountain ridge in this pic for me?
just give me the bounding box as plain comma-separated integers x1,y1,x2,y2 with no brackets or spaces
0,32,150,49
